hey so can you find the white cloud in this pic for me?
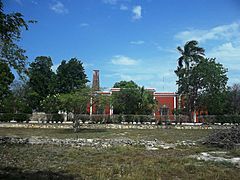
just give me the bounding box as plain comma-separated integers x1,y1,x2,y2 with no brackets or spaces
51,63,60,73
111,55,139,65
120,4,128,10
208,42,240,70
80,23,89,27
130,40,145,45
175,22,240,87
105,55,178,91
132,5,142,20
50,1,68,14
102,0,118,5
31,0,38,5
175,22,240,43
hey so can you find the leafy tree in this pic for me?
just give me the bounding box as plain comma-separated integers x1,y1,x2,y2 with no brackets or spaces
138,86,156,115
92,93,110,114
0,80,32,113
224,84,240,115
0,0,35,76
175,40,205,119
177,40,205,69
56,58,89,93
112,81,156,115
0,62,14,99
40,94,61,114
58,87,91,114
113,80,138,88
28,56,56,110
175,41,228,120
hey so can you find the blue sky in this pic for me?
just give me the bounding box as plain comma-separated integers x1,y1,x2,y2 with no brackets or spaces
4,0,240,92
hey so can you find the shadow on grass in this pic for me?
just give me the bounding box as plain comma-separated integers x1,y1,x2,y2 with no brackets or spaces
0,166,76,180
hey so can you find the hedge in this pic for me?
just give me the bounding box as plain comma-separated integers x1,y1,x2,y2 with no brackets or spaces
0,113,30,122
200,115,240,124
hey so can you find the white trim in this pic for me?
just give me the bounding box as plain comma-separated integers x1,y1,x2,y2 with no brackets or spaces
90,97,93,115
174,96,176,109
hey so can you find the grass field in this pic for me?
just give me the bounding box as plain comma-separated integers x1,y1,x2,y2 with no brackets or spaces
0,127,212,143
0,127,239,179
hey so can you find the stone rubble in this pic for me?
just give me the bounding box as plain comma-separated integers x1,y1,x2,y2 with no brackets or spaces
0,136,196,150
190,152,240,167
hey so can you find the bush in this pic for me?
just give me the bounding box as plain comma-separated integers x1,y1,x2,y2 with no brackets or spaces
111,115,123,123
124,115,134,123
14,114,30,123
0,113,30,122
0,113,13,122
52,114,64,123
215,115,240,124
105,116,112,124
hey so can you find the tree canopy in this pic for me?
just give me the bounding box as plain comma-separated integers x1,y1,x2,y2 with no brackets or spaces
27,56,56,110
175,40,228,119
112,81,156,115
113,80,138,88
56,58,89,93
0,61,14,99
0,0,35,76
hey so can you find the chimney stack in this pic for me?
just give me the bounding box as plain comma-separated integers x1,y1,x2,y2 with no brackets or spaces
92,70,100,91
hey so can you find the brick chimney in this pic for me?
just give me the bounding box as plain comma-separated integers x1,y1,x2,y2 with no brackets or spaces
92,70,100,91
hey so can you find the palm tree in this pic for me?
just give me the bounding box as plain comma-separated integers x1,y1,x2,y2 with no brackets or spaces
176,40,205,122
177,40,205,68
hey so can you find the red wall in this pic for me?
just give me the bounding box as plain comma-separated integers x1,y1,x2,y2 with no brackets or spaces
154,95,175,116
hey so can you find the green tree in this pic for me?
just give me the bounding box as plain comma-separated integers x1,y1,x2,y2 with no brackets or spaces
0,80,32,113
175,40,205,120
28,56,56,110
56,58,89,93
58,87,91,114
194,58,228,115
224,84,240,115
112,81,156,115
113,80,138,88
0,62,14,99
175,41,228,119
40,94,61,114
0,0,35,76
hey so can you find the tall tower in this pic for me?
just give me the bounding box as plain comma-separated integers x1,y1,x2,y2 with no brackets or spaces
92,70,100,91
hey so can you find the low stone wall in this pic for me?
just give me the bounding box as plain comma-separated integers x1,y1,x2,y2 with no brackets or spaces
1,122,236,130
0,123,72,129
0,122,218,130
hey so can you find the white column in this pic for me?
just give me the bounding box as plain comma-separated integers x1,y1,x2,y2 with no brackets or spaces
110,106,113,115
193,110,197,123
153,94,156,116
174,95,176,109
90,97,93,116
109,91,113,115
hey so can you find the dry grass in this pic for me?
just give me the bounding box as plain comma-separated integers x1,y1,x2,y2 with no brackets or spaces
0,127,212,143
0,127,239,179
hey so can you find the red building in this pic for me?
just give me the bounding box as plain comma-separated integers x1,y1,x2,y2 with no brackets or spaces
88,70,184,121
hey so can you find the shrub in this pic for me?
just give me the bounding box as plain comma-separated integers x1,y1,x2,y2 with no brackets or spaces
52,114,64,123
125,115,134,123
111,115,123,124
215,115,240,124
105,116,112,124
0,113,13,122
14,114,30,123
0,113,30,122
